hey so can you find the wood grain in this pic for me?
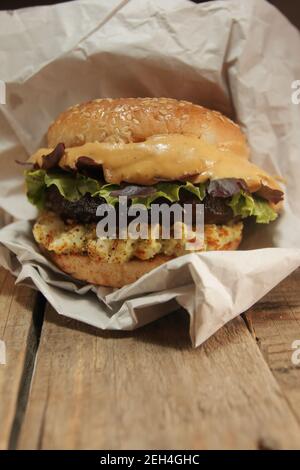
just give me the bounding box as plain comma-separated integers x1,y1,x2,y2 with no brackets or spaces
18,301,300,450
0,267,40,450
245,268,300,424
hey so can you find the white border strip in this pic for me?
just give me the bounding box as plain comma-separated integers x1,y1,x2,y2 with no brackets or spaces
0,340,6,365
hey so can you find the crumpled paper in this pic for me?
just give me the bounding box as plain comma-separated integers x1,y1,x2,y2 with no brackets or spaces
0,0,299,346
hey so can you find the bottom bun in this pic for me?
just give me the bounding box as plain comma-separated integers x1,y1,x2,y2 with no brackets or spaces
44,236,241,288
48,252,172,288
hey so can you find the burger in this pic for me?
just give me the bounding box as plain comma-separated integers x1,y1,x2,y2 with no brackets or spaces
25,98,284,287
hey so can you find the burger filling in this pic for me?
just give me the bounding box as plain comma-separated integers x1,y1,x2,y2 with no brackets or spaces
24,153,283,261
25,168,280,225
33,211,243,262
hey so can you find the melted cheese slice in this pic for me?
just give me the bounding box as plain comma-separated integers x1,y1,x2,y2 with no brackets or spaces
29,134,282,192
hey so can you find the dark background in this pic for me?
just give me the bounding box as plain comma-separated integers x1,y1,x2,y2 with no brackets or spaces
0,0,299,30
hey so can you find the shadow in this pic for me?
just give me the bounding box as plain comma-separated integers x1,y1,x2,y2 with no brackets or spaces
239,218,278,250
45,304,193,350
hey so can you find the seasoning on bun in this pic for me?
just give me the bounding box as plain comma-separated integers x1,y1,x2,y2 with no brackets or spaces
25,98,284,287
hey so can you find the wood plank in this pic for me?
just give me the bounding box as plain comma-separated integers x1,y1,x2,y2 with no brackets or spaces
0,267,41,450
18,299,300,450
245,268,300,424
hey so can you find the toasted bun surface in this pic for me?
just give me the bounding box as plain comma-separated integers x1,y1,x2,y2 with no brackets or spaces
47,97,249,158
47,236,241,288
29,97,283,196
48,253,172,288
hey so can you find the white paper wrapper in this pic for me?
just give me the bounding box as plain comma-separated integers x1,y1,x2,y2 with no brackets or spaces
0,0,300,346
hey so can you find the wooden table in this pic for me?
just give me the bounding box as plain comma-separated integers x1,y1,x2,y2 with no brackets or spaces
0,266,300,450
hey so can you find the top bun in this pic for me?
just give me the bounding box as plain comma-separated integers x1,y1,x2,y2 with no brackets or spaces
47,97,249,159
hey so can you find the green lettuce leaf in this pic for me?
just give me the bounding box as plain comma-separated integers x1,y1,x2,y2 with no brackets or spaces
45,171,102,201
228,191,278,223
92,184,120,206
25,169,47,209
25,170,277,224
25,169,206,209
26,169,103,205
131,181,206,208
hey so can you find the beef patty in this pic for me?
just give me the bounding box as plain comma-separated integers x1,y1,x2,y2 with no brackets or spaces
44,186,237,225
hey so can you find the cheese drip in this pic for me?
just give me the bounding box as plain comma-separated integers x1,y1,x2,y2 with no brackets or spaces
29,134,282,192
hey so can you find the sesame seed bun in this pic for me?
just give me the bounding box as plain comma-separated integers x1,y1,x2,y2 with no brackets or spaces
47,97,249,158
29,97,283,195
